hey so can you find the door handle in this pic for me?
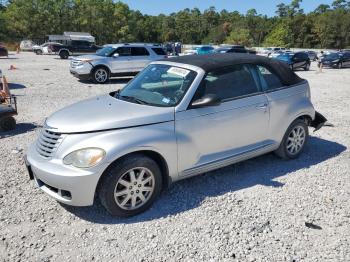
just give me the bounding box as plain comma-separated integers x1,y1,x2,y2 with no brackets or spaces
256,103,268,110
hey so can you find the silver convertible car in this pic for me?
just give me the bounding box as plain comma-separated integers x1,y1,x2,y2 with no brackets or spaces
25,54,327,217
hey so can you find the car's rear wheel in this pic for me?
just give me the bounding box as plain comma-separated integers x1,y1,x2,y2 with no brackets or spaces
0,116,16,131
92,67,110,84
275,119,309,159
59,50,69,59
98,154,163,217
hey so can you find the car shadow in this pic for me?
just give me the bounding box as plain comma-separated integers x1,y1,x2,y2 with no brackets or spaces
8,83,26,89
62,136,346,224
0,122,38,138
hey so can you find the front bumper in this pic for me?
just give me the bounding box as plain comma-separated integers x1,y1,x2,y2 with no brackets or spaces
25,143,109,206
70,62,93,80
70,70,91,81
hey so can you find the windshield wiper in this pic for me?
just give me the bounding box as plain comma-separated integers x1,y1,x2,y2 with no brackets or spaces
119,95,150,105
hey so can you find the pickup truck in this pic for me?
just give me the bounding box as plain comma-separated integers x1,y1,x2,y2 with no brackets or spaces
49,40,101,59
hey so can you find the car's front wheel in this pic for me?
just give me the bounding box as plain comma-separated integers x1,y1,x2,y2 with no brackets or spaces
35,49,43,55
98,154,163,217
275,119,309,159
92,67,110,84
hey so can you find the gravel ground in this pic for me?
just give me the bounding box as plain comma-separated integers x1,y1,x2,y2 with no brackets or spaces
0,52,349,262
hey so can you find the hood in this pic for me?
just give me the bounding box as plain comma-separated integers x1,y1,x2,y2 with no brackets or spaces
45,94,174,133
73,54,102,61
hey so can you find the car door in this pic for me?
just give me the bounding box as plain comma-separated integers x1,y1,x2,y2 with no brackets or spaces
294,53,306,68
130,47,152,71
343,52,350,67
175,64,270,177
110,47,133,73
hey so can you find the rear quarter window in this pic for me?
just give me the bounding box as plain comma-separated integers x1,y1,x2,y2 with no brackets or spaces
151,48,166,55
257,65,284,91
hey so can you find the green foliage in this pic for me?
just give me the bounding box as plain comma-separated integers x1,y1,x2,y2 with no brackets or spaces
0,0,350,48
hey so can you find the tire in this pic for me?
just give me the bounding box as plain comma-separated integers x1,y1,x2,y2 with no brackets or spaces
92,67,110,84
98,154,163,217
0,116,16,131
274,119,309,160
35,49,43,55
59,50,69,59
304,63,310,71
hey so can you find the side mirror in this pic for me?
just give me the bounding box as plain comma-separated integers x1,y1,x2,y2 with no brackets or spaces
191,94,221,108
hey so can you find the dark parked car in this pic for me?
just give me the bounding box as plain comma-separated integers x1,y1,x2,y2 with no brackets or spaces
0,45,8,57
319,52,350,69
215,45,256,54
49,40,101,59
274,52,310,71
305,51,318,61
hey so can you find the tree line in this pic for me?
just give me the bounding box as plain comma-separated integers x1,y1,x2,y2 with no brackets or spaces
0,0,350,48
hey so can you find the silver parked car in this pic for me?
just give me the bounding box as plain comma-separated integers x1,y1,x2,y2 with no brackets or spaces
70,44,167,83
26,54,327,217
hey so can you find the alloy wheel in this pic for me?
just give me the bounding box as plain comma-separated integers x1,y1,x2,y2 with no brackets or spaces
95,69,108,83
114,167,155,210
286,126,306,155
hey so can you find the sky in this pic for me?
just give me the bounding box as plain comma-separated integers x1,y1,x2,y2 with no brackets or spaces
119,0,335,16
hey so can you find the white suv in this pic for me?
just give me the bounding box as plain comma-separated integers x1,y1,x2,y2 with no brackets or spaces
70,44,167,83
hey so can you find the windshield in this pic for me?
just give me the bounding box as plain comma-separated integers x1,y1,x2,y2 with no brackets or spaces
116,64,197,107
325,53,340,60
96,46,116,57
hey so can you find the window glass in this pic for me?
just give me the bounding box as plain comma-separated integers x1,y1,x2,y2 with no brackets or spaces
117,47,131,56
257,65,283,91
72,41,90,47
131,47,150,56
194,65,260,101
152,47,166,55
118,64,197,107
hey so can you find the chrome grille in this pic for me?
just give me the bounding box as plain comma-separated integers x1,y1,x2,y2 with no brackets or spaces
36,129,63,158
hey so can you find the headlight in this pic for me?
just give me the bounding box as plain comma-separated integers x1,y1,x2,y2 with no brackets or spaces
81,59,93,63
63,148,105,168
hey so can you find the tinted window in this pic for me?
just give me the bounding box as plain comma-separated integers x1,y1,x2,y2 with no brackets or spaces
257,65,283,91
343,52,350,58
194,65,260,101
131,47,150,56
151,47,166,55
117,47,131,56
72,41,90,47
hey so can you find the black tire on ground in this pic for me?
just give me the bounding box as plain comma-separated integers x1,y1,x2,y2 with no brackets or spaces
35,49,43,55
92,66,110,84
98,154,163,217
59,50,69,59
0,116,16,131
274,119,309,160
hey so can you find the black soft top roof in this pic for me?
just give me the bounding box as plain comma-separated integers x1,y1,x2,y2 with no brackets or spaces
163,53,304,86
